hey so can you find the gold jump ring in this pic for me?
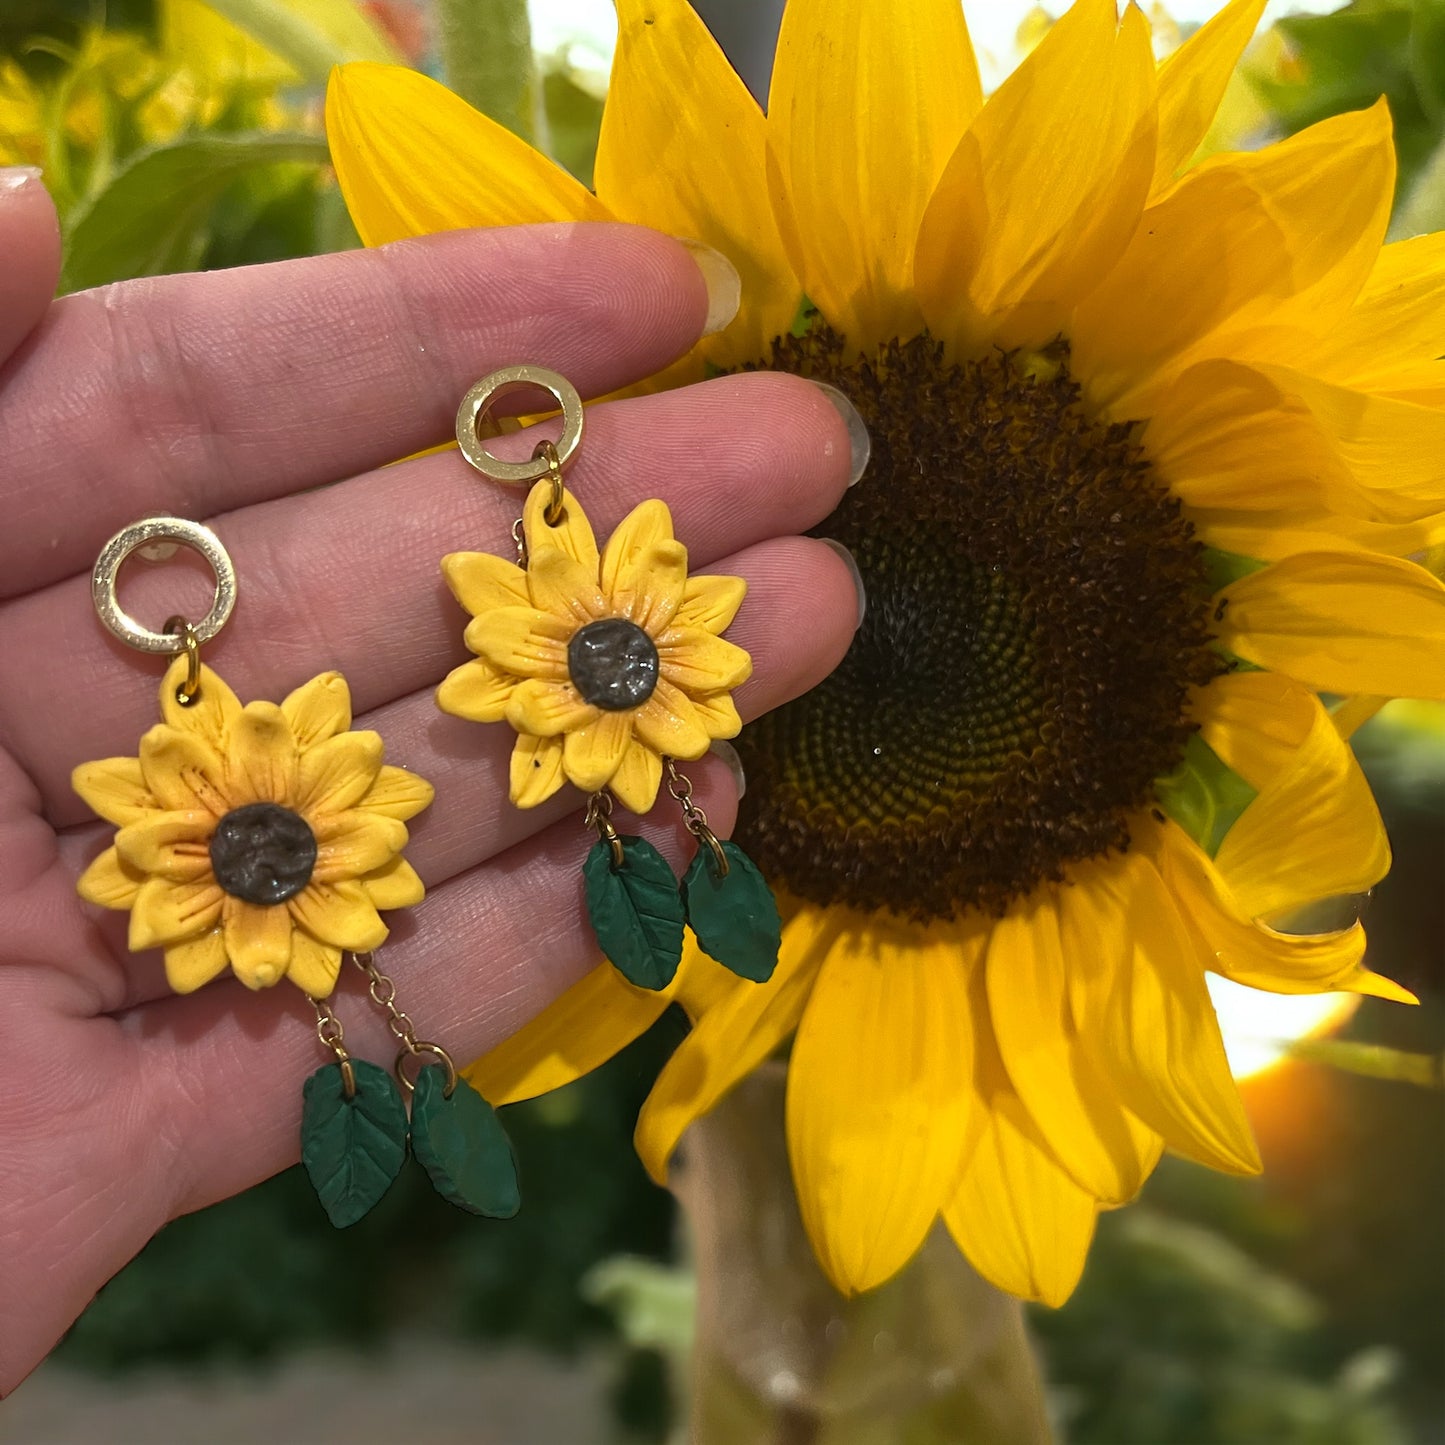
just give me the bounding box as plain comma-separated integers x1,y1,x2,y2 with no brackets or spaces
455,363,584,486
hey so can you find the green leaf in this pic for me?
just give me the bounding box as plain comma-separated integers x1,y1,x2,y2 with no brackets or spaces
202,0,401,83
1155,734,1258,857
681,840,781,983
583,836,685,992
60,132,330,293
1200,547,1268,595
410,1068,521,1218
300,1058,409,1229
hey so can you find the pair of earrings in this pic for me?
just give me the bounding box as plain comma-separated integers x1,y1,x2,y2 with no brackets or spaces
72,366,779,1229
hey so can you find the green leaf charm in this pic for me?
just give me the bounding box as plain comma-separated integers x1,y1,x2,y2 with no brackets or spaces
300,1059,409,1229
410,1068,521,1218
583,836,685,991
682,840,782,983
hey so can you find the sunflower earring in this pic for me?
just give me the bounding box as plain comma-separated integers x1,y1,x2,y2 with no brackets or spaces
73,516,519,1228
438,366,781,990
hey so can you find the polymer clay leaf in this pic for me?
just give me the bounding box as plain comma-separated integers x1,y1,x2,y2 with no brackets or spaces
582,835,685,991
681,839,782,983
300,1058,409,1228
410,1067,521,1218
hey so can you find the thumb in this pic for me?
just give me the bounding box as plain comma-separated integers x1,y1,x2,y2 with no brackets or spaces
0,167,61,366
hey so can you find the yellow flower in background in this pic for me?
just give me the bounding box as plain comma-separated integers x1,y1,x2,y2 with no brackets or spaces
327,0,1445,1305
439,483,751,813
74,663,432,998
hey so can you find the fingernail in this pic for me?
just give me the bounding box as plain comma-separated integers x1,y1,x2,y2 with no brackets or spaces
812,382,871,487
819,538,866,628
676,238,741,337
709,740,746,800
0,165,42,192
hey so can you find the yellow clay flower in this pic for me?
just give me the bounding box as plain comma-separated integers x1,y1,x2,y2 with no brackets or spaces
438,482,750,813
327,0,1445,1306
74,662,433,998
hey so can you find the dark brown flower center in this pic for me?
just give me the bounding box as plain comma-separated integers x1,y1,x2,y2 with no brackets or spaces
569,617,660,711
210,802,317,905
732,327,1221,921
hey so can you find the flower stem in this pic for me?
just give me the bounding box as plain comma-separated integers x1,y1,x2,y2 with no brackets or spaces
436,0,548,150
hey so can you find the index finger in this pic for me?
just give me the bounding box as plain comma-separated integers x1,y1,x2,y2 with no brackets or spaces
0,223,722,599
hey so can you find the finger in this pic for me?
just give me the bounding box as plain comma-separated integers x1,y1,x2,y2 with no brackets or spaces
59,536,858,1009
0,222,724,598
0,168,61,365
9,374,856,821
119,760,739,1217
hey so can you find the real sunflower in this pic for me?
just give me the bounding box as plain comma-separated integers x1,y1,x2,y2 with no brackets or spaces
438,481,751,813
74,661,433,997
326,0,1445,1305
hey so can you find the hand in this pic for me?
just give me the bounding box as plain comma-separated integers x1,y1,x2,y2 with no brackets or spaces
0,169,861,1389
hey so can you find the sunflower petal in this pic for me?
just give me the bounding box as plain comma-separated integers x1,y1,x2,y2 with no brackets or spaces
287,930,345,998
600,501,688,632
562,710,634,793
767,0,981,348
138,725,232,815
523,482,598,574
466,961,682,1105
786,921,977,1295
358,766,435,821
280,672,352,750
635,913,832,1185
77,846,144,909
296,730,385,814
527,546,607,624
609,741,663,815
225,702,300,805
359,856,426,911
986,900,1163,1205
674,574,747,635
690,691,742,741
71,757,157,826
441,551,530,616
465,606,573,681
312,811,409,882
287,880,388,952
1215,550,1445,699
597,0,798,369
224,898,294,989
159,659,241,749
163,930,230,994
633,681,710,760
506,677,599,738
130,876,224,951
114,810,214,880
917,0,1157,351
656,626,752,692
325,62,609,246
509,733,567,809
437,658,516,723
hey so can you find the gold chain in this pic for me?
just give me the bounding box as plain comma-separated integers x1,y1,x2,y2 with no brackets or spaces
584,789,626,868
663,758,729,878
350,950,458,1098
306,991,357,1098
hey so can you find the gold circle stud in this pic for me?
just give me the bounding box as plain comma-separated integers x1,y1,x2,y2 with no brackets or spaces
92,516,237,655
455,363,584,485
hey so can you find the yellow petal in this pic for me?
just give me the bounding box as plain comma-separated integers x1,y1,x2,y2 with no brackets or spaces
690,690,742,741
986,899,1163,1205
296,730,385,815
441,550,530,617
786,920,978,1295
635,912,832,1185
1157,823,1408,1001
505,677,599,738
632,680,710,760
225,702,300,805
526,545,607,624
466,961,681,1105
917,0,1156,351
130,875,224,950
280,672,352,750
599,499,678,618
1151,0,1267,194
114,810,214,880
77,846,144,909
465,605,573,681
287,879,388,952
1059,853,1260,1176
139,725,231,815
72,757,157,826
674,574,747,635
360,855,426,911
1215,550,1445,699
943,1085,1099,1309
767,0,982,348
223,897,294,989
159,659,241,750
596,0,798,369
609,740,663,815
656,626,752,692
325,62,609,246
163,930,230,994
509,732,567,809
1071,103,1394,410
312,811,408,882
523,481,598,574
562,710,634,793
358,765,435,822
287,930,345,998
437,658,516,723
1195,673,1390,919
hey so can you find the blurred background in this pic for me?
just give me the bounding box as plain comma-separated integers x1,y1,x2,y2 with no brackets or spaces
2,2,1442,1441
